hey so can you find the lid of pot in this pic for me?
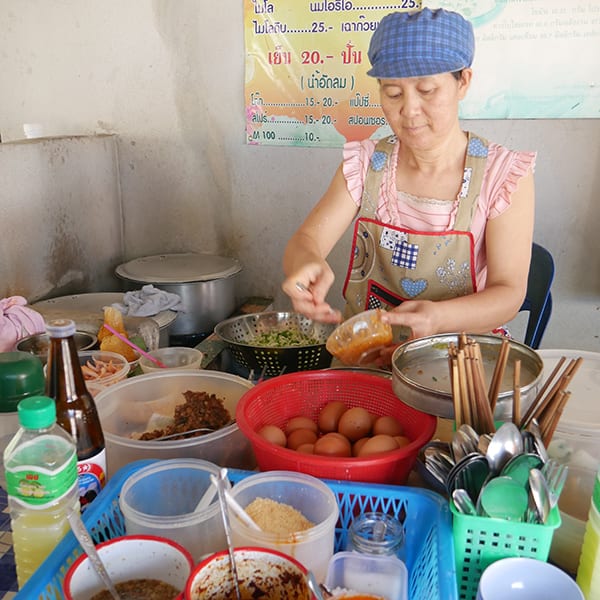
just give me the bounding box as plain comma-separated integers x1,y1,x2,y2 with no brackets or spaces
0,351,45,412
115,253,243,284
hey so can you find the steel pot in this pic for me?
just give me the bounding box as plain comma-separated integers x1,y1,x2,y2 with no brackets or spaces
115,253,242,336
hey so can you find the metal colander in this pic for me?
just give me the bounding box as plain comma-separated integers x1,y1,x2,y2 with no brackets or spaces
214,311,335,377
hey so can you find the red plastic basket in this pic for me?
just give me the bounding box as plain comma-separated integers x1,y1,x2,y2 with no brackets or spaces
235,371,437,484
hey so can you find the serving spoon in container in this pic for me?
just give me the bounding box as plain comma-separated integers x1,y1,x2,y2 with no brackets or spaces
68,511,122,600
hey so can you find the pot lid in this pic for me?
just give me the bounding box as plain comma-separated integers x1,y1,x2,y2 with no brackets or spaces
31,293,177,331
115,253,243,284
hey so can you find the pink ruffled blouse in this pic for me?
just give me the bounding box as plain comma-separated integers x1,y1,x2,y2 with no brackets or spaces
342,137,536,290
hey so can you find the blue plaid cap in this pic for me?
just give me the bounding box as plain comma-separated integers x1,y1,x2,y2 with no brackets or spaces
367,8,474,79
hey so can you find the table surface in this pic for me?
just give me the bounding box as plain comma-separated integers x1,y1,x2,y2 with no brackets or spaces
0,486,17,599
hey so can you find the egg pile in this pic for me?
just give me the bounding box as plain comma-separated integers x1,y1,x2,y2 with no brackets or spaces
257,401,411,458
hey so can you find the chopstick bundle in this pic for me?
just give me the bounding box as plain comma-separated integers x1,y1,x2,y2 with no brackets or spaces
448,335,496,434
521,356,583,437
521,356,583,444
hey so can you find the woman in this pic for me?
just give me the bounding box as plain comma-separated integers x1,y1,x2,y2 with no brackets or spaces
282,8,535,345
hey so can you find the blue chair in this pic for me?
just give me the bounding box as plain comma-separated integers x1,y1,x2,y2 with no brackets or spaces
519,242,555,349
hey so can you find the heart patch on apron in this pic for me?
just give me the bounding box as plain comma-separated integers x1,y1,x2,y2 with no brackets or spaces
401,278,428,298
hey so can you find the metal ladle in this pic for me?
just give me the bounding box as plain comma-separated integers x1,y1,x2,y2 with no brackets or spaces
68,511,121,600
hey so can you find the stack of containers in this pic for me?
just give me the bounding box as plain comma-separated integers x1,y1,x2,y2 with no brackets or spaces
542,350,600,575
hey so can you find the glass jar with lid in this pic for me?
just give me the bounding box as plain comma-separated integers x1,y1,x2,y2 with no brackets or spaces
346,512,405,559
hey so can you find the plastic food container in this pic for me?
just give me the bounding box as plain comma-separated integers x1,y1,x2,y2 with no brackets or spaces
119,459,228,562
139,346,204,373
94,370,256,475
63,534,194,600
228,470,339,582
325,551,408,600
77,350,130,398
326,309,392,366
185,547,313,600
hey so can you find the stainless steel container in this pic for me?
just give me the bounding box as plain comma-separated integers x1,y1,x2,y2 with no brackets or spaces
391,334,543,420
115,253,242,336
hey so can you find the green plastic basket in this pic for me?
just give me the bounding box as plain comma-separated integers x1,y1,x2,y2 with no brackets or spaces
451,500,561,600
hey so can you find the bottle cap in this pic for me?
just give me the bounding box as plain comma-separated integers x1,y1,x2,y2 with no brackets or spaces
45,318,77,338
17,396,57,429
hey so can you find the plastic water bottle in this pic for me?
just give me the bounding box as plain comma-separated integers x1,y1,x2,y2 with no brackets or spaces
3,395,79,588
577,467,600,599
45,318,106,510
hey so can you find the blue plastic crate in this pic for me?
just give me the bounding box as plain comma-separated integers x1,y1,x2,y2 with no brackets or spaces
16,460,457,600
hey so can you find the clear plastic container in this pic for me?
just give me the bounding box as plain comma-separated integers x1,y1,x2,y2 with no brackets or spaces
3,396,79,588
77,350,130,398
228,470,339,582
326,309,392,366
119,458,229,562
139,347,204,373
325,551,408,600
93,370,256,475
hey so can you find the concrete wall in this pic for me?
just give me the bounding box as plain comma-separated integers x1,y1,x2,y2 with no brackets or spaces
0,1,598,351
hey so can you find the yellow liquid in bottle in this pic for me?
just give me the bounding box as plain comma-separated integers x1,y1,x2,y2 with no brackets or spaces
577,476,600,600
11,494,77,588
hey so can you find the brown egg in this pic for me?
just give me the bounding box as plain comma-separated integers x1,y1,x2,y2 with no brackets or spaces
318,401,347,433
257,424,287,447
352,437,370,457
372,415,405,437
286,428,318,450
393,435,412,449
285,416,318,435
296,443,315,454
313,432,352,457
337,407,372,442
357,434,399,457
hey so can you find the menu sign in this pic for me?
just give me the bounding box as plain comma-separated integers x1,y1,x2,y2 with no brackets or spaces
244,1,600,147
244,1,420,147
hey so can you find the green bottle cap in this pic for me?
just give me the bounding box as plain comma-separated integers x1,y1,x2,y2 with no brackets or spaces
17,396,57,429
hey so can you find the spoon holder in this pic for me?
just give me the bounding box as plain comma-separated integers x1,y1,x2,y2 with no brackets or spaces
450,500,561,600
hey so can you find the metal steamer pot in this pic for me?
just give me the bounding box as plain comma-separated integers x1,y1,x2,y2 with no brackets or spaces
115,253,243,336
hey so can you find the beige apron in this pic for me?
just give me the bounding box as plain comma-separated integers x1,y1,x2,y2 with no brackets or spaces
343,132,489,319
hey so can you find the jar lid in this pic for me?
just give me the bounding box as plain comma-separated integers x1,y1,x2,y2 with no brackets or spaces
0,351,45,412
115,253,243,284
18,396,56,429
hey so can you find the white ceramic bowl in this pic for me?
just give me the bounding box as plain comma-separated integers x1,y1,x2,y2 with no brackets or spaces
477,557,584,600
139,346,204,373
185,547,314,600
63,534,194,600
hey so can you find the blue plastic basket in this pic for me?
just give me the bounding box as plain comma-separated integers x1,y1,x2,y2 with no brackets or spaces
16,460,457,600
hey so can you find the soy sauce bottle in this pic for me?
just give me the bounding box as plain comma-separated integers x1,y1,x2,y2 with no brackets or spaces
45,318,106,510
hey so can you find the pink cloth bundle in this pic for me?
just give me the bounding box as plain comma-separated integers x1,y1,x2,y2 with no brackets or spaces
0,296,46,352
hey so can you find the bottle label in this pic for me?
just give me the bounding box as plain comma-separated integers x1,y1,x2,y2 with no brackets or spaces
592,471,600,514
78,448,107,511
5,453,78,508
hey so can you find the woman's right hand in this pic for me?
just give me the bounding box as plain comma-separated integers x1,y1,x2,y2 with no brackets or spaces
281,262,342,323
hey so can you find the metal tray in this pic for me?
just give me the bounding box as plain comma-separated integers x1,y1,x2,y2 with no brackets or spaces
391,334,543,419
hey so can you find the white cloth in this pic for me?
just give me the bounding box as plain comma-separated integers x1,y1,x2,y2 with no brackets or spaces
112,284,184,317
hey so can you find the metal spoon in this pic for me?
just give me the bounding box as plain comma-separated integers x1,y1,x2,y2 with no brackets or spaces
307,570,326,600
485,422,523,474
153,421,235,441
67,511,121,600
210,468,242,600
529,468,551,524
452,488,477,516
